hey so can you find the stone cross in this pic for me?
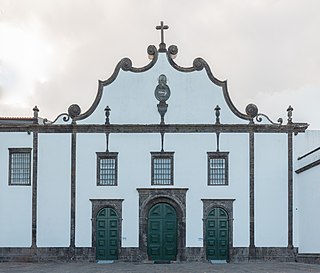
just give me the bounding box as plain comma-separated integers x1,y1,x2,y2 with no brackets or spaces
156,21,169,51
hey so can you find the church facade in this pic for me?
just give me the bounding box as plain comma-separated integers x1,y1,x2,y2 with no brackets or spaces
0,23,319,263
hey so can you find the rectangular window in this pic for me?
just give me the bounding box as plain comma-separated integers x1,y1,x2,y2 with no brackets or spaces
207,152,229,186
97,152,118,186
9,148,32,186
151,152,174,185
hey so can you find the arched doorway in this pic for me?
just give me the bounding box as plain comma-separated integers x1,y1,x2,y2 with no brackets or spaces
147,203,177,261
96,207,119,260
206,207,229,261
138,188,188,261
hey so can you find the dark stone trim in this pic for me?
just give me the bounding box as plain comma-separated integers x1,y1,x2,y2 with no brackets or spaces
118,247,206,262
0,123,309,134
201,199,235,261
184,247,205,261
31,131,38,247
230,247,297,262
297,253,320,264
288,132,293,248
0,247,94,262
72,45,158,122
96,152,118,186
150,152,174,185
118,247,141,261
70,130,76,249
207,152,229,186
8,148,32,186
295,159,320,174
137,188,188,261
297,146,320,161
249,132,255,250
0,246,299,262
89,199,124,259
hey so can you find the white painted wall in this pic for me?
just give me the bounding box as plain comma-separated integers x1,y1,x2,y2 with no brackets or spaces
79,53,247,126
181,133,250,247
37,134,71,247
294,130,320,253
0,132,32,247
75,132,251,248
255,133,288,247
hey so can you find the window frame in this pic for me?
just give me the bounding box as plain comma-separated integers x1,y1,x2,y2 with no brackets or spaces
151,152,174,185
207,152,229,186
96,152,118,186
8,148,32,186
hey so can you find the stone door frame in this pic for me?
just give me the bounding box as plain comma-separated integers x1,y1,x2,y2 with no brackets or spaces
90,199,124,259
137,188,188,261
202,199,235,262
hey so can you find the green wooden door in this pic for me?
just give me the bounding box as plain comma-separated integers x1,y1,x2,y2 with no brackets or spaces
96,207,118,260
148,203,177,261
206,207,228,261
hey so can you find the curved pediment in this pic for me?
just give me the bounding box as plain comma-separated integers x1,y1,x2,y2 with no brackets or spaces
48,43,283,126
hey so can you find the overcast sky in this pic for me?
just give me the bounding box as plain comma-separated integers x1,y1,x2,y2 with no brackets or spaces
0,0,319,128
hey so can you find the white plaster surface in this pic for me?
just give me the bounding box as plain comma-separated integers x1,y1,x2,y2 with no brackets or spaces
0,133,32,246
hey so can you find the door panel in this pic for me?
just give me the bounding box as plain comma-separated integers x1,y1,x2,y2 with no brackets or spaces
206,207,228,261
96,208,118,260
148,203,177,261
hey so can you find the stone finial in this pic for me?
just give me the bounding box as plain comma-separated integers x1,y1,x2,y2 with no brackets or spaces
287,105,293,124
105,106,111,125
214,105,221,124
33,106,39,124
68,104,81,119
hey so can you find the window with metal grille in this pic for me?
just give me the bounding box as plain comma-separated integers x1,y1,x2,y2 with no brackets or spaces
151,152,174,185
207,152,229,185
9,148,32,186
97,152,118,186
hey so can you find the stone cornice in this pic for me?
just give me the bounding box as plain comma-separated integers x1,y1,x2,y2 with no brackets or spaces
0,122,309,134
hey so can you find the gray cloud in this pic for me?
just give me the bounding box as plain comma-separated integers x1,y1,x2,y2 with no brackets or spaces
1,0,319,127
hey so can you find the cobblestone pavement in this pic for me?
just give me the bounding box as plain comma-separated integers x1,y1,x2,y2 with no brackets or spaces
0,262,320,273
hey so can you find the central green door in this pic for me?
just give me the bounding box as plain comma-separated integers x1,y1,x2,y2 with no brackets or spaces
147,203,177,261
96,207,118,260
206,207,229,261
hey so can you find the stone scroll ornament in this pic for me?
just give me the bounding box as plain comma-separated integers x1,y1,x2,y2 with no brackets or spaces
245,103,283,125
43,104,81,125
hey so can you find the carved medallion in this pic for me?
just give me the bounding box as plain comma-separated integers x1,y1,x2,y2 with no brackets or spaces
155,74,171,102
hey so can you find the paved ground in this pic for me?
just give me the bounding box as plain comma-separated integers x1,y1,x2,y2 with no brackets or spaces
0,262,320,273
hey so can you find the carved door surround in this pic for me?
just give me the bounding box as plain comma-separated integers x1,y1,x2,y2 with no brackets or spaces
137,188,188,261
